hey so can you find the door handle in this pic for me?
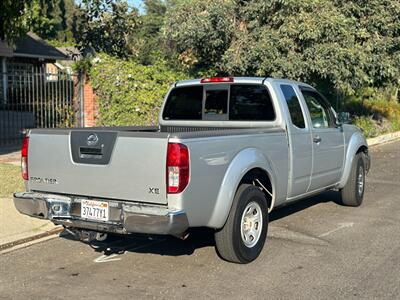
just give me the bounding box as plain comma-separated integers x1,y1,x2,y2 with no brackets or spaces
313,136,322,143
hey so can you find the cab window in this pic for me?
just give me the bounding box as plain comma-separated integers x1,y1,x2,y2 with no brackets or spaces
280,84,305,128
300,89,334,128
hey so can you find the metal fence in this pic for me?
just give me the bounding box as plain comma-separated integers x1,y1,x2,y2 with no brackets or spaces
0,67,82,147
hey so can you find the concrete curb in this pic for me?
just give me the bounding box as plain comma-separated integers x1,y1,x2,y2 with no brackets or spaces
367,131,400,147
0,227,63,251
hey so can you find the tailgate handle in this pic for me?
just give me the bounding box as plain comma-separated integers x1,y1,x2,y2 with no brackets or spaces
79,147,103,159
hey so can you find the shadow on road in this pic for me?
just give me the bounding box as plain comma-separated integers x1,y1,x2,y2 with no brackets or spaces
59,191,343,258
60,227,216,257
270,190,342,222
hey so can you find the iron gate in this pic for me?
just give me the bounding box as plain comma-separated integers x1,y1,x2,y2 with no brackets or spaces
0,66,82,147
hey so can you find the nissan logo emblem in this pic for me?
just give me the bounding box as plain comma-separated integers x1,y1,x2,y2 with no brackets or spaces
87,133,99,146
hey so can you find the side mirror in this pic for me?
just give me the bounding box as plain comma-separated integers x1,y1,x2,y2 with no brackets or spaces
338,112,351,125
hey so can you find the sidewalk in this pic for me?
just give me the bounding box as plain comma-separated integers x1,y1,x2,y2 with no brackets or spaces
0,197,59,249
0,151,60,250
0,150,20,166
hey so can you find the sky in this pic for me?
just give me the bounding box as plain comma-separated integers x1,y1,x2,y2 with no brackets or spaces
75,1,145,12
127,0,144,12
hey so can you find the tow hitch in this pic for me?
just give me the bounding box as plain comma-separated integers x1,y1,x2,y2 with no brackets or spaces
64,228,107,243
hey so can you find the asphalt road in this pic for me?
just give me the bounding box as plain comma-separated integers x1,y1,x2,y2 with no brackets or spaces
1,140,399,300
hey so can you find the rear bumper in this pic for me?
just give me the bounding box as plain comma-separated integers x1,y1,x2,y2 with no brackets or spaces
13,192,189,237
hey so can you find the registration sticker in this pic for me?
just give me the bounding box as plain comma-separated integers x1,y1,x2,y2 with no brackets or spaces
81,200,109,222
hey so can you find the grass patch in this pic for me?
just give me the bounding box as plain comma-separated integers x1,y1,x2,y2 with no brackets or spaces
0,163,24,198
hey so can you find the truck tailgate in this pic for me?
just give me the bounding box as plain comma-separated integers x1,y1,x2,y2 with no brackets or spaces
28,130,168,205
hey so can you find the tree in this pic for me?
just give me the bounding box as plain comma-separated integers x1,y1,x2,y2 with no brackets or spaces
26,0,78,43
164,0,400,96
127,0,168,64
164,0,236,73
75,0,138,58
0,0,31,43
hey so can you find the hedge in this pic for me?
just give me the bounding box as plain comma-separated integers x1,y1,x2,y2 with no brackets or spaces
89,54,187,126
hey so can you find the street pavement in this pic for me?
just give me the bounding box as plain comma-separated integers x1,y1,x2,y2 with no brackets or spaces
0,140,399,299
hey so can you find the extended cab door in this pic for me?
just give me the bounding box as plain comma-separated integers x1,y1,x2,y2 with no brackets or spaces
299,87,345,191
280,84,313,198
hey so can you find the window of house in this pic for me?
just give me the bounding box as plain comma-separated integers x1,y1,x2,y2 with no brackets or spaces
7,62,34,88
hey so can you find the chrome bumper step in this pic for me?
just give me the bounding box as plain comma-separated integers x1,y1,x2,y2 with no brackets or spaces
13,192,189,237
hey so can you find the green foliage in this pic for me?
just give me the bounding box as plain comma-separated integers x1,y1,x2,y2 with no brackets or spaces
89,54,187,126
46,38,75,48
164,0,236,74
0,0,32,42
75,0,138,58
56,106,76,128
26,0,78,42
73,57,93,74
353,116,381,138
127,0,168,65
0,0,79,44
343,91,400,137
164,0,400,94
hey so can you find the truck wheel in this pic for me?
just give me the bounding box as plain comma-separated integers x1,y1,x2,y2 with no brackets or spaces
215,184,268,263
341,152,365,207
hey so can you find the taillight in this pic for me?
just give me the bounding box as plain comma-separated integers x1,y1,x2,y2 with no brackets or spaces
167,143,189,194
200,77,234,83
21,136,29,180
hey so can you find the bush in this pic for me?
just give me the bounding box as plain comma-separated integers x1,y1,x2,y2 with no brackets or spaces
342,91,400,137
89,54,187,126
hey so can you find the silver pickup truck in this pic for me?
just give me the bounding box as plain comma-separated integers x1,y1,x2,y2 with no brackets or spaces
14,77,370,263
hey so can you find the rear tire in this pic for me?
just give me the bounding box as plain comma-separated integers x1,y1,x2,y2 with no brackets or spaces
341,152,365,207
215,184,268,264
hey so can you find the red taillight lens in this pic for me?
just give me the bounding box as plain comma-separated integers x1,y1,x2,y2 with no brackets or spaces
21,136,29,180
167,143,189,194
200,77,234,83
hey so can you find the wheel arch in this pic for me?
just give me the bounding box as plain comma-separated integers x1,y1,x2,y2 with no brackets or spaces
338,130,369,189
207,148,276,229
238,168,274,211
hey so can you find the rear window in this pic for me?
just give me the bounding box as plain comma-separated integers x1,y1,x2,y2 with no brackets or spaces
205,90,228,115
229,85,275,121
162,86,203,120
163,84,275,121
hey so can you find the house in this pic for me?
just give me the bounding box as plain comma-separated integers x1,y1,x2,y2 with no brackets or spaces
0,32,72,146
0,32,99,147
0,32,69,103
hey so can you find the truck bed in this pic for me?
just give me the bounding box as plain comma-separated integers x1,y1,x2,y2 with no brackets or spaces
26,125,283,206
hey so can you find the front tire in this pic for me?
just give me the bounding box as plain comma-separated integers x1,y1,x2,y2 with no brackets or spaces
215,184,268,263
341,152,366,207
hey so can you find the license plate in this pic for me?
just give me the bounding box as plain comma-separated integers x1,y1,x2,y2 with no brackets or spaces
81,200,109,222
